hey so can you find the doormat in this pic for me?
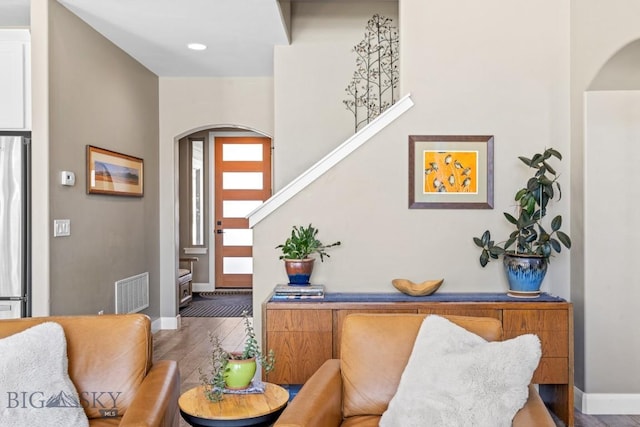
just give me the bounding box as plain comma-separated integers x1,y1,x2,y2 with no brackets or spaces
200,290,252,296
179,291,253,318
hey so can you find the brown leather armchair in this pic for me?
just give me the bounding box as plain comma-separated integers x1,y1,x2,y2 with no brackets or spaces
274,314,555,427
0,314,180,427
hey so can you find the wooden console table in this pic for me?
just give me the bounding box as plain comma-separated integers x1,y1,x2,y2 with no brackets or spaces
263,292,574,427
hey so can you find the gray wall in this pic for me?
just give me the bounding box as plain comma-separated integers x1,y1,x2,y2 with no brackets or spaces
584,91,640,393
48,0,160,317
273,2,399,190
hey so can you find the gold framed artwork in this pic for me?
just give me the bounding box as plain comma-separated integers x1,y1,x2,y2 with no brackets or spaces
86,145,144,197
408,135,493,209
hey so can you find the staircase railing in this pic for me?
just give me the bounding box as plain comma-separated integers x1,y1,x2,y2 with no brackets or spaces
248,93,414,227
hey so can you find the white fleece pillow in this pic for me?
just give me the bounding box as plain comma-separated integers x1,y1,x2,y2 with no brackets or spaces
0,322,89,427
380,315,541,427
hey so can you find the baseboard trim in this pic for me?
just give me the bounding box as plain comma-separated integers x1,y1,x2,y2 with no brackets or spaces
575,387,640,414
193,282,214,293
152,316,180,332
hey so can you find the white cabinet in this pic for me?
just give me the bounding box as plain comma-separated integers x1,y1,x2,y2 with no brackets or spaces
0,29,30,130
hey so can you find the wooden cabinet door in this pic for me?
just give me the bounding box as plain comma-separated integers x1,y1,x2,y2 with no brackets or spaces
266,309,332,384
503,309,569,383
0,32,30,130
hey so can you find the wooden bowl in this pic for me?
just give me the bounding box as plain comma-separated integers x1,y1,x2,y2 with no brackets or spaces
392,278,444,296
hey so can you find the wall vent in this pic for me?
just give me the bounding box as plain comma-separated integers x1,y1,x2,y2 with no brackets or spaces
115,272,149,314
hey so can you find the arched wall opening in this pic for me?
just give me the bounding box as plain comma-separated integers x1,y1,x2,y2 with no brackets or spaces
576,37,640,408
168,124,272,322
588,39,640,91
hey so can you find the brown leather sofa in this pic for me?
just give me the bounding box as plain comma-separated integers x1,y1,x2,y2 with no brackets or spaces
0,313,180,427
274,314,555,427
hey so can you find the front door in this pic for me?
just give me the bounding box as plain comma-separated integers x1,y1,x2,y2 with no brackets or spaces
214,137,271,288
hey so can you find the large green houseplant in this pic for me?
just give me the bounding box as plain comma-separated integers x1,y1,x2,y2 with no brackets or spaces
200,311,275,401
276,224,341,285
473,148,571,296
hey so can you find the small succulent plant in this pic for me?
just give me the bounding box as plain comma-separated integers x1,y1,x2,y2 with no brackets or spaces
276,224,341,261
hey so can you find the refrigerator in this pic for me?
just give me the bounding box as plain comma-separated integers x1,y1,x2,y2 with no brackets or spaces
0,131,30,318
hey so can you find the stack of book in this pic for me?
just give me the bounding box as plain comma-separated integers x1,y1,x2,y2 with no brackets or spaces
272,284,325,300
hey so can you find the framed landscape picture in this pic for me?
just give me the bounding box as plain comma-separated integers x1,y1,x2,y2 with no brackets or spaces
86,145,144,197
408,135,493,209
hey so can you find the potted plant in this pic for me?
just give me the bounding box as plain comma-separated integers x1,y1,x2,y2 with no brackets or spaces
199,311,275,401
275,224,341,285
473,148,571,297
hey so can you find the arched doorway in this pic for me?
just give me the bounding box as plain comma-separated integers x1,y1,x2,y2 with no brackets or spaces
175,126,272,315
575,38,640,412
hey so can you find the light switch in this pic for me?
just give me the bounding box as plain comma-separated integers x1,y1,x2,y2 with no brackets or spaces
53,219,70,237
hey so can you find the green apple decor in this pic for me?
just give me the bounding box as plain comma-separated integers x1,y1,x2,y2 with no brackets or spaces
199,311,275,401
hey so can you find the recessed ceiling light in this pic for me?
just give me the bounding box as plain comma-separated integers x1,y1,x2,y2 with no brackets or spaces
187,43,207,51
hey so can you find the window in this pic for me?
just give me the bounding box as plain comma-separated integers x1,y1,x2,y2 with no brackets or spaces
191,139,205,246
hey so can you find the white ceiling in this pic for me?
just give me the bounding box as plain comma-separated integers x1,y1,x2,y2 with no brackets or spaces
0,0,31,26
1,0,291,77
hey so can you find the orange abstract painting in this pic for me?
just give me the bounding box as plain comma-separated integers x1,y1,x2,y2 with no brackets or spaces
423,151,478,194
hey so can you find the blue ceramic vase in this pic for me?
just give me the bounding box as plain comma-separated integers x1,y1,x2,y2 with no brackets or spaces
503,253,547,297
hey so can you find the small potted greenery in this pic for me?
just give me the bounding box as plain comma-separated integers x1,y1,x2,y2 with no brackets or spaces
276,224,341,285
473,148,571,297
199,311,275,401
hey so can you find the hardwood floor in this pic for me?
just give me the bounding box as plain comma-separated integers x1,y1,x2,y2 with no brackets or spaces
574,414,640,427
153,317,248,427
153,317,247,393
153,317,640,427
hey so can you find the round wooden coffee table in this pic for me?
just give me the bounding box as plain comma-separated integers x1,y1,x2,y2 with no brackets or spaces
179,383,289,427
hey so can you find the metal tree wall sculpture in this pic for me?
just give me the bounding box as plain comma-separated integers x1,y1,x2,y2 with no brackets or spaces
343,14,399,133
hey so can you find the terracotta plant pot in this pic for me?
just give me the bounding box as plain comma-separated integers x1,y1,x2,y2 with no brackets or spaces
284,258,315,285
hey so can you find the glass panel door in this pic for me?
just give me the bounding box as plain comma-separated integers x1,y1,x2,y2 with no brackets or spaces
214,137,271,288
